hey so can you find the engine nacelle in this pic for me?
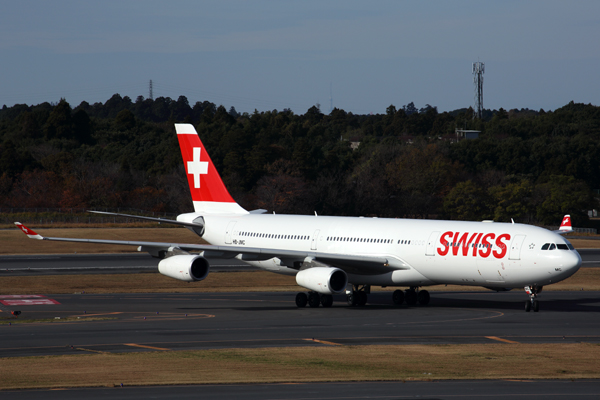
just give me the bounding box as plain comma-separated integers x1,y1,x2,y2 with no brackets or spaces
158,255,210,282
296,267,348,295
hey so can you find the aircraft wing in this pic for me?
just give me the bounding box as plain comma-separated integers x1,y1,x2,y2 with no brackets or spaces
14,223,407,274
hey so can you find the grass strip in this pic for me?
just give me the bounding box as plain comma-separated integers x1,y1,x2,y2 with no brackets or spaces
1,343,599,390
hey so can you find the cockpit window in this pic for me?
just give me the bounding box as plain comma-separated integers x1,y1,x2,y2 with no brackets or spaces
567,243,575,250
541,243,550,250
548,243,556,250
556,244,569,250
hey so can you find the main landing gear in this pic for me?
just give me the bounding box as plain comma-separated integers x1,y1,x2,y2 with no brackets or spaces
295,292,334,308
392,287,430,306
295,286,432,308
524,285,542,312
347,285,370,306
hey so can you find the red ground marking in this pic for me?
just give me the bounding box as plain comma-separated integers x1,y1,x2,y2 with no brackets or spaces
0,296,60,306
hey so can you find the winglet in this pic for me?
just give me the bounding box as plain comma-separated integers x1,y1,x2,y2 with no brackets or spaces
14,222,44,240
558,215,572,233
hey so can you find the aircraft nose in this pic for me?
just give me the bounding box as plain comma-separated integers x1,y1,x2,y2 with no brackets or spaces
563,250,582,275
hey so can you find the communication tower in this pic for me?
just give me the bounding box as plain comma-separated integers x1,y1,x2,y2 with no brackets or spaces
472,62,484,119
329,82,333,113
149,80,154,101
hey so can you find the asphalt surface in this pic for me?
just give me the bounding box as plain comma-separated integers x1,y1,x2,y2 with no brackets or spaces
2,290,600,358
2,249,600,398
2,380,600,399
2,291,600,398
1,249,599,276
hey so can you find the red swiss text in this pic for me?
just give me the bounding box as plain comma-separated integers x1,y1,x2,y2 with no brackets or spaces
437,231,511,259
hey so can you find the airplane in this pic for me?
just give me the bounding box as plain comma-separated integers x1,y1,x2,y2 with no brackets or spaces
15,123,582,312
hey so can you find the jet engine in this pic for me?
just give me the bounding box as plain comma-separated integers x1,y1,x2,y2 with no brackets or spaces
158,255,210,282
295,267,348,294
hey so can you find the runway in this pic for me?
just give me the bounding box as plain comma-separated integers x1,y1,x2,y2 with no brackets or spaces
2,290,600,358
3,277,600,398
2,380,600,400
1,248,599,276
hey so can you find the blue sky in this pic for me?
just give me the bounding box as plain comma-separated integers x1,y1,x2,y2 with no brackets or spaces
1,1,599,115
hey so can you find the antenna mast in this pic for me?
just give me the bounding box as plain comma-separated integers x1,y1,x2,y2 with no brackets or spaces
329,82,333,113
149,80,154,100
472,62,484,119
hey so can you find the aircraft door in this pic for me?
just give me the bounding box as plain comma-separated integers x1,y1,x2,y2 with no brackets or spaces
508,234,526,260
225,221,237,244
426,231,440,256
311,229,320,250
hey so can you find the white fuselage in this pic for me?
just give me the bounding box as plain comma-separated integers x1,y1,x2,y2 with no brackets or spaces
179,213,582,289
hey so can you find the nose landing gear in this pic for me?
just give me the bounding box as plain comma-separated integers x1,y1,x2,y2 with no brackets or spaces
524,285,542,312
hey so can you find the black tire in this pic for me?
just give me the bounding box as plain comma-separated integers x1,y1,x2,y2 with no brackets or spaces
533,300,540,312
405,289,417,306
308,292,321,308
295,292,308,308
417,290,430,306
525,300,531,312
356,291,368,306
392,290,404,305
347,291,357,306
321,294,333,308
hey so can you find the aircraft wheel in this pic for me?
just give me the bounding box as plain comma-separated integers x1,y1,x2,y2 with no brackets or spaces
308,292,321,308
356,291,368,306
417,290,430,306
295,292,308,308
321,294,333,308
533,300,540,312
525,300,531,312
405,289,417,306
347,291,357,306
392,290,404,305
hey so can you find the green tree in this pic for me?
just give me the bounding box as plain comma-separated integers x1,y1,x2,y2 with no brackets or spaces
443,180,491,221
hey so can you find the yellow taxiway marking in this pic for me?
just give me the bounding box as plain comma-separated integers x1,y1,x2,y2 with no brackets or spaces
486,336,520,344
75,348,110,354
303,338,343,346
124,343,171,351
71,312,123,317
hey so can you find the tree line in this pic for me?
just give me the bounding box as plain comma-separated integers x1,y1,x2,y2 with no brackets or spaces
0,95,598,227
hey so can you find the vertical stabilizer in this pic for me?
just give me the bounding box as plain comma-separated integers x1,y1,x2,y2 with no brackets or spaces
559,215,572,232
175,124,247,215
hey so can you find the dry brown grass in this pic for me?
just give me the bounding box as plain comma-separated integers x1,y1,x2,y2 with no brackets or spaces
1,343,599,390
569,238,600,249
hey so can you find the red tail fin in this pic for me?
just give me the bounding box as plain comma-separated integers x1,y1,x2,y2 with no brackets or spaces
175,124,247,214
559,215,572,232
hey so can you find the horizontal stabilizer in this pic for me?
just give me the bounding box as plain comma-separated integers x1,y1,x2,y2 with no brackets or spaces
87,211,204,228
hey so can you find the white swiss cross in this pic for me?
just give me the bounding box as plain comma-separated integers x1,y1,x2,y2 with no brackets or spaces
187,147,209,188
